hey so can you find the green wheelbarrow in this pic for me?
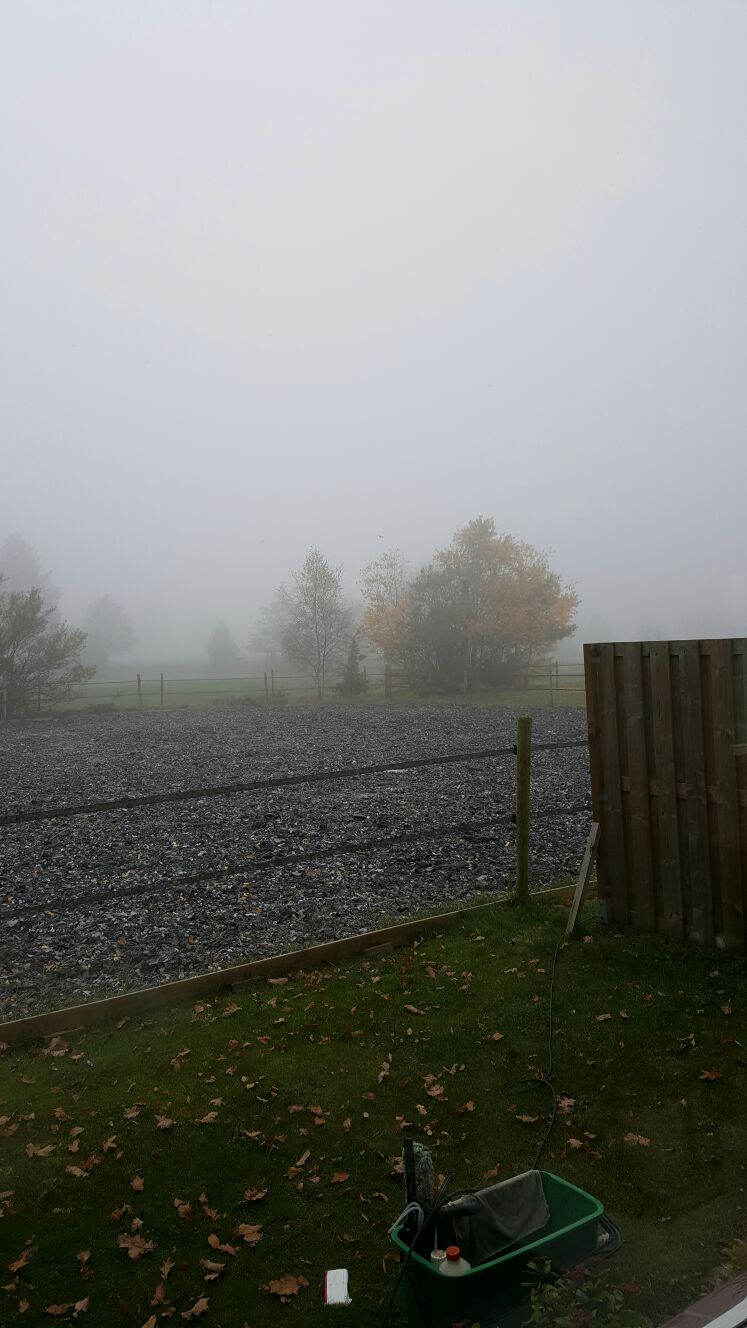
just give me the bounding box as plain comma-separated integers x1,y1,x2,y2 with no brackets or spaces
389,1170,620,1328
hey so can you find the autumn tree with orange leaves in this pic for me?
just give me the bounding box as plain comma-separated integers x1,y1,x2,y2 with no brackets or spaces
361,518,578,693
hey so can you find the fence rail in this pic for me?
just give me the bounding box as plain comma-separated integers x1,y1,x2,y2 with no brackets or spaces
4,663,587,717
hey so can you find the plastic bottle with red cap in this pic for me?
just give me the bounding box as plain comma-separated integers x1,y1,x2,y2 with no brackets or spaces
439,1245,471,1276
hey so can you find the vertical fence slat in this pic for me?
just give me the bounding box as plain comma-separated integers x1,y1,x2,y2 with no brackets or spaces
584,644,610,921
623,642,656,932
649,642,684,938
597,643,629,925
708,639,744,951
678,640,713,945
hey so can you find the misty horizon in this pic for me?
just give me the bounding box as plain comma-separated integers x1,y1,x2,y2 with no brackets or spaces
2,1,746,662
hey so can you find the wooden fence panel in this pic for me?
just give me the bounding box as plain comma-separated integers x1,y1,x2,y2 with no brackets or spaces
586,638,746,952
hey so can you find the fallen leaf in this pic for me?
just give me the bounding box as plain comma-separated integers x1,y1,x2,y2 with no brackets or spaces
160,1259,175,1280
331,1172,349,1184
155,1116,175,1131
118,1233,155,1261
699,1069,723,1082
456,1101,475,1114
623,1133,651,1147
207,1234,237,1256
596,1013,612,1022
516,1114,538,1125
8,1249,32,1274
181,1296,209,1319
568,1138,584,1150
200,1259,225,1280
489,1032,505,1042
264,1274,309,1303
195,1112,218,1124
233,1223,263,1245
25,1143,56,1158
130,1176,144,1192
174,1199,192,1220
242,1188,267,1202
142,1319,157,1328
66,1166,88,1179
44,1306,72,1317
73,1299,89,1315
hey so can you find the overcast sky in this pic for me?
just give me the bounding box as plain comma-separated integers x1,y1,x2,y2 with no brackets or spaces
2,1,746,659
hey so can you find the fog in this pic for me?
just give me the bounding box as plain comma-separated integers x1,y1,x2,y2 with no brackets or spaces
2,1,746,663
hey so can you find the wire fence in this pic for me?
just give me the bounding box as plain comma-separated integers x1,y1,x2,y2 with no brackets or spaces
2,729,590,921
13,663,587,715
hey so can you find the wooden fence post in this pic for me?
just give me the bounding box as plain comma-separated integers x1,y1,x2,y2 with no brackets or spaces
264,672,269,705
271,669,275,699
515,716,532,904
549,667,554,707
137,673,142,710
160,673,164,707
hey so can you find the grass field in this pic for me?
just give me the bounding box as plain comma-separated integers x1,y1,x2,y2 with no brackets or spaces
41,675,587,714
4,900,741,1328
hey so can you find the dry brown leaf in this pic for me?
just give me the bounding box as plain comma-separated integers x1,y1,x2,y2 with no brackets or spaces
25,1143,56,1158
200,1259,225,1280
118,1233,155,1261
173,1199,192,1220
181,1296,209,1319
102,1136,117,1152
123,1106,140,1120
207,1234,237,1256
155,1116,175,1131
568,1138,584,1150
264,1274,309,1302
331,1172,349,1184
130,1176,144,1192
66,1166,88,1179
233,1223,263,1245
8,1249,32,1274
456,1101,475,1114
623,1133,651,1147
242,1188,267,1202
150,1283,168,1306
142,1318,157,1328
73,1299,89,1315
195,1112,218,1125
516,1114,538,1125
699,1069,723,1082
341,1117,352,1133
44,1306,72,1317
489,1032,505,1041
595,1014,612,1022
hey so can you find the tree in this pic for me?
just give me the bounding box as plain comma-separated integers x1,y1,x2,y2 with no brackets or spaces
361,518,578,694
82,595,135,673
359,549,410,666
0,535,59,614
207,621,241,671
278,548,351,698
249,585,293,662
0,583,92,718
338,633,367,697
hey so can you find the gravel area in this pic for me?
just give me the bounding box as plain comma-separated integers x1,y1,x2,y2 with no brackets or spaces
0,704,590,1018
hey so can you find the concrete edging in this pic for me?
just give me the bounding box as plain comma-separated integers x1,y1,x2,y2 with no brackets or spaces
0,885,574,1048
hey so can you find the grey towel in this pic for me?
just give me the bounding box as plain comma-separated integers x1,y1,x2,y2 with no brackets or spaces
442,1170,550,1267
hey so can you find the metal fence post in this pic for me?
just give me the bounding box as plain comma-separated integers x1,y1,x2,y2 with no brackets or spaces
549,667,554,707
271,669,275,699
160,673,164,707
515,715,532,904
264,671,269,705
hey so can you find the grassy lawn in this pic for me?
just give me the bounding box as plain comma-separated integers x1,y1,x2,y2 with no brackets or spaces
1,902,745,1327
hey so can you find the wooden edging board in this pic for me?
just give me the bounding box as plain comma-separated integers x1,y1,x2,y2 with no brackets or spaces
0,884,575,1048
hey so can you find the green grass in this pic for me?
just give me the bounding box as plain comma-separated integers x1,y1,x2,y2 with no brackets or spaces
1,903,745,1327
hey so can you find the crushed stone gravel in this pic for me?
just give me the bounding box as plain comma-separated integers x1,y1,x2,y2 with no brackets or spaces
0,704,591,1018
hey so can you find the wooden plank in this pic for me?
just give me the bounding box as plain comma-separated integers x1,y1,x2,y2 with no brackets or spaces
565,822,601,937
622,642,656,932
0,883,577,1048
584,643,609,921
708,639,744,951
597,643,629,925
677,640,713,945
649,641,684,938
